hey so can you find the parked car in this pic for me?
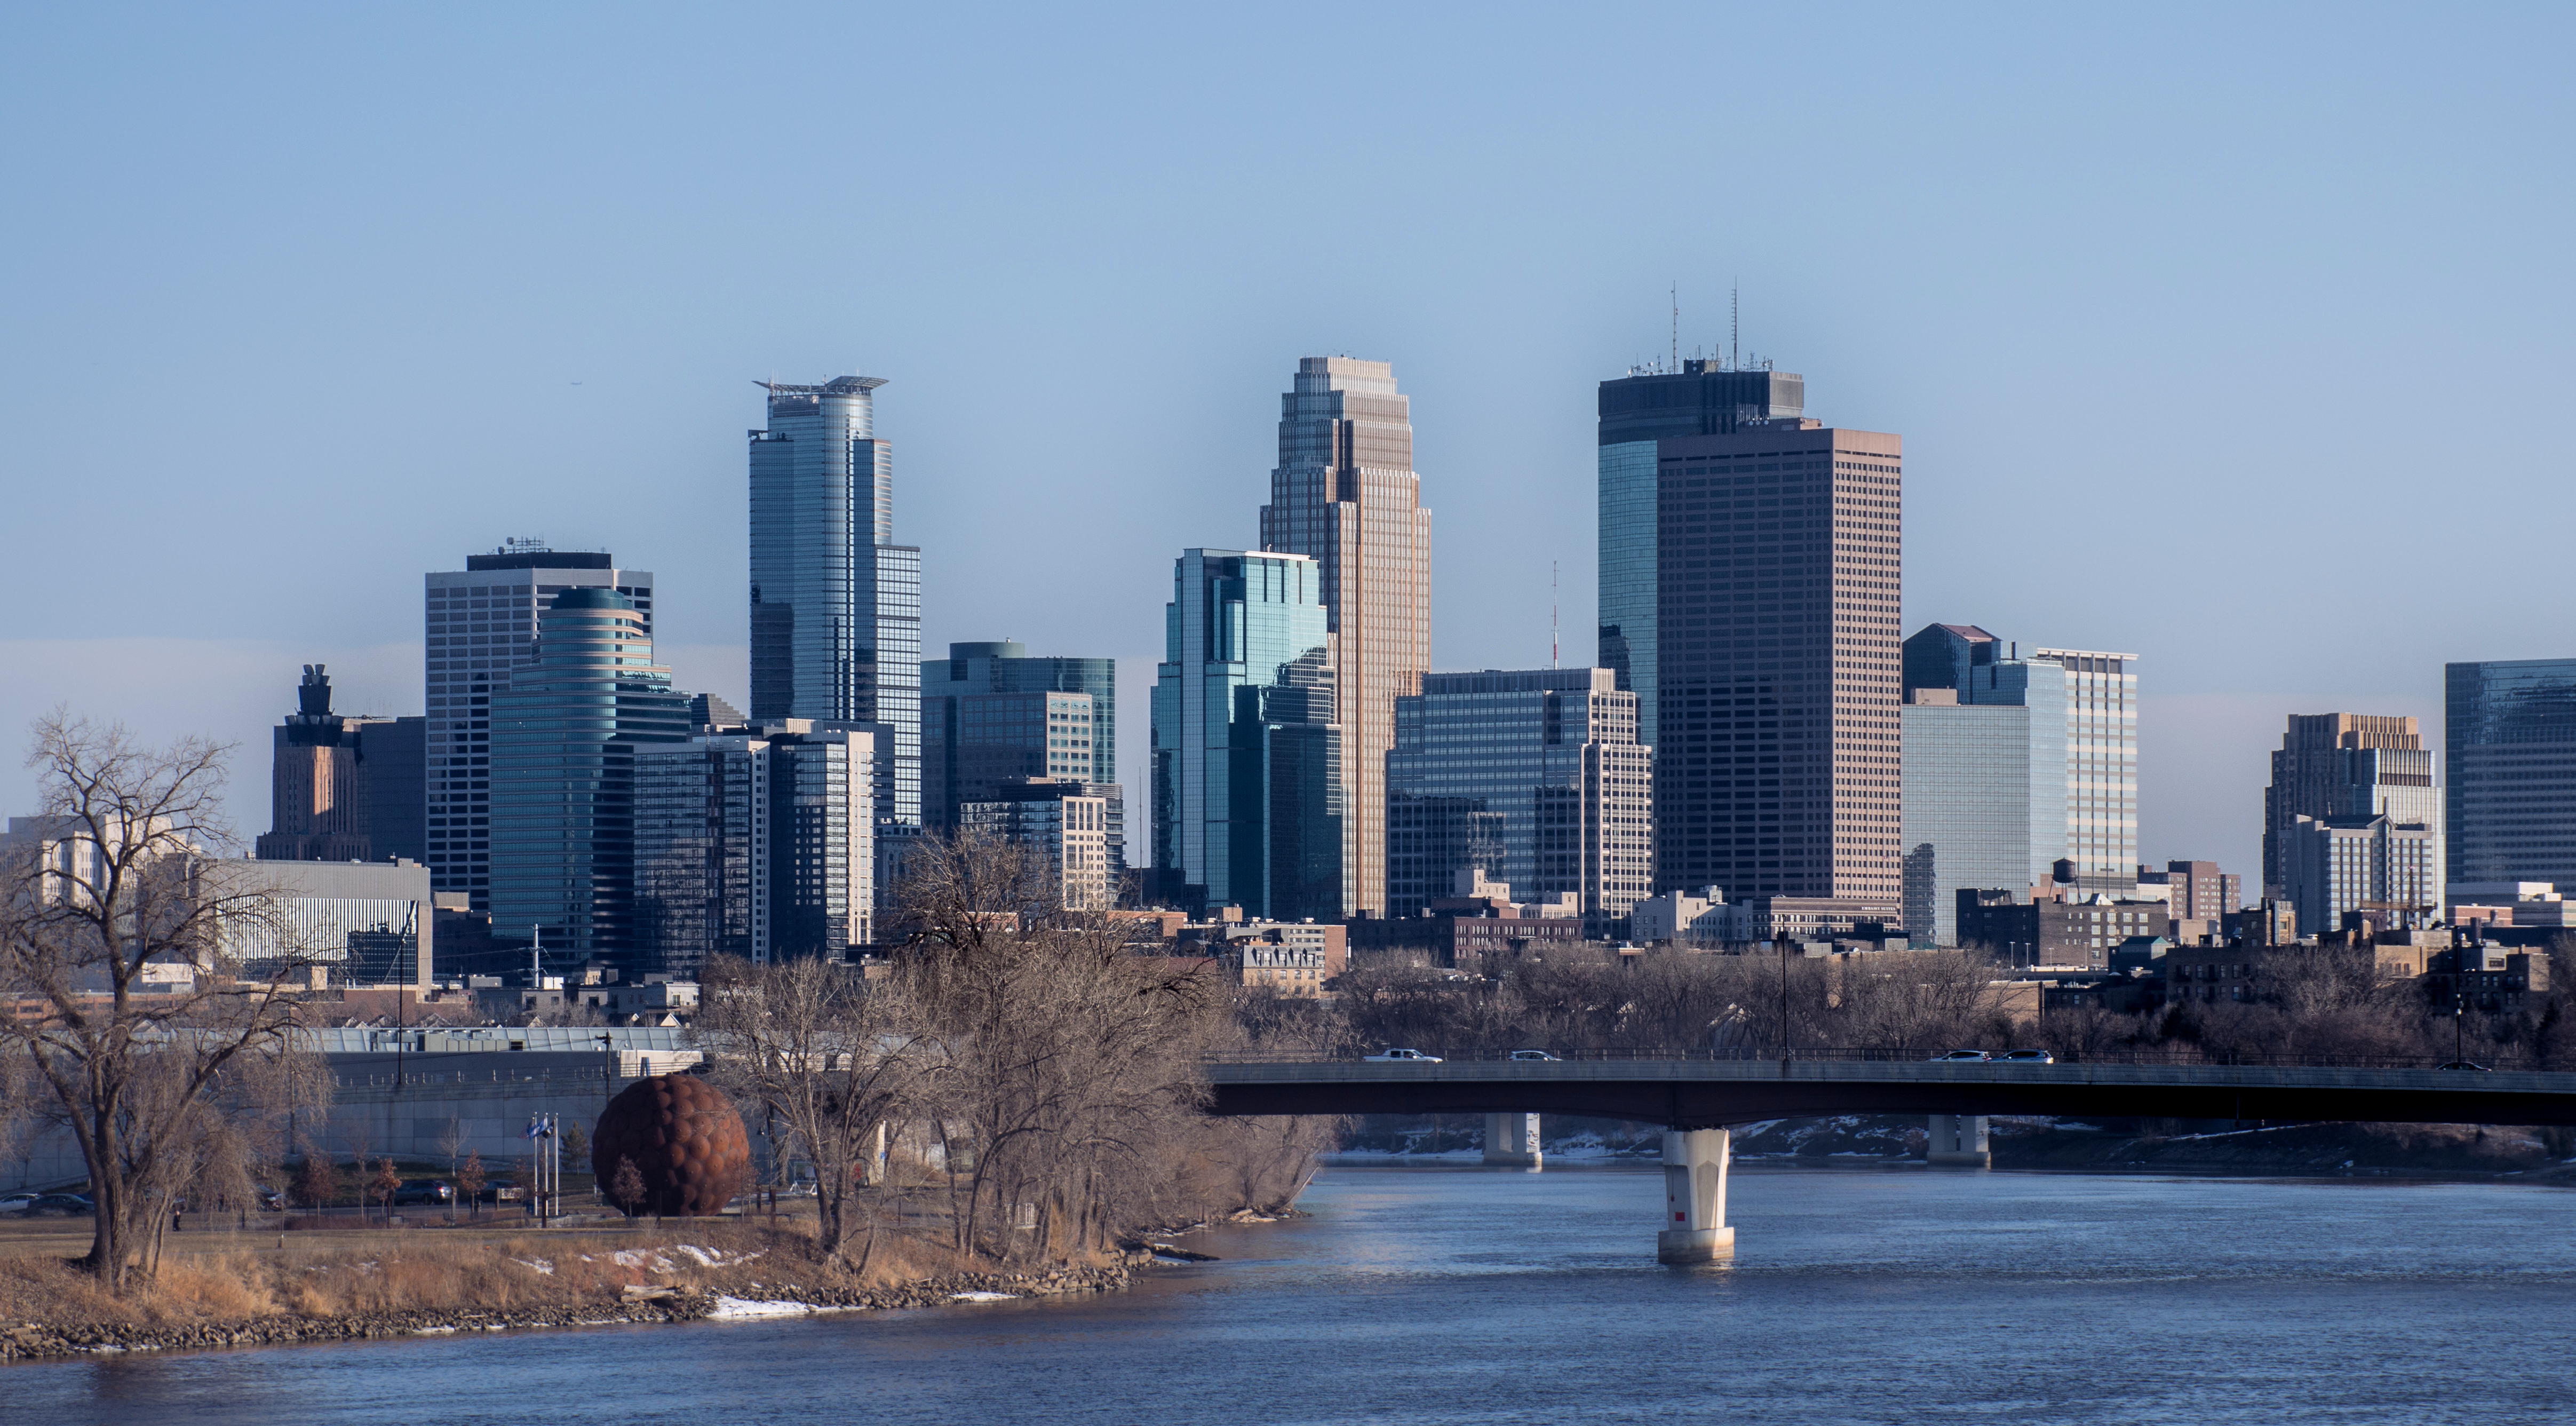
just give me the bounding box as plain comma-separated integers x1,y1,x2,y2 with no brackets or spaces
2437,1060,2493,1072
1928,1049,1992,1063
1363,1048,1444,1064
28,1194,94,1217
1508,1049,1562,1062
1997,1049,2056,1064
0,1192,38,1216
392,1179,455,1206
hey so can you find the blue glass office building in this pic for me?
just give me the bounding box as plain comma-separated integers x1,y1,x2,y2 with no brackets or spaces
749,376,922,829
1151,550,1341,919
488,588,691,961
2446,659,2576,892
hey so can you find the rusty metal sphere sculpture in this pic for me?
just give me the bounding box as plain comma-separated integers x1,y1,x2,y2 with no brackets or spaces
592,1073,752,1217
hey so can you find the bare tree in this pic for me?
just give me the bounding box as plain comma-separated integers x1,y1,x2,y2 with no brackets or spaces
0,714,324,1292
693,954,934,1261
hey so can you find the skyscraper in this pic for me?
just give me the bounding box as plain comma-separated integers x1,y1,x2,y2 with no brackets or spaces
2260,713,2440,901
1597,361,1804,750
488,588,690,962
1898,623,2140,939
256,664,425,865
631,723,878,976
1386,667,1652,937
919,640,1119,874
749,376,923,829
1150,549,1341,920
1258,357,1430,918
1645,415,1903,905
2446,659,2576,895
425,543,650,911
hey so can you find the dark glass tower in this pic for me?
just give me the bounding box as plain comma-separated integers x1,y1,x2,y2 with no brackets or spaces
1597,362,1803,750
489,588,690,963
2446,659,2576,892
748,376,922,828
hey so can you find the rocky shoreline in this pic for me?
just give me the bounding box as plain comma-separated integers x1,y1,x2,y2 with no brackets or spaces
0,1261,1138,1364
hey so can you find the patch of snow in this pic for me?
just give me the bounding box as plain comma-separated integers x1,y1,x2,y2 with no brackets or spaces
674,1244,760,1268
710,1296,816,1319
613,1249,678,1274
512,1257,554,1275
411,1326,458,1335
949,1290,1017,1303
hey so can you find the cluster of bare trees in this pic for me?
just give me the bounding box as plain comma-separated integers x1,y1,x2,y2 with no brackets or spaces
0,715,330,1292
696,828,1329,1268
2035,945,2576,1067
1335,947,2020,1056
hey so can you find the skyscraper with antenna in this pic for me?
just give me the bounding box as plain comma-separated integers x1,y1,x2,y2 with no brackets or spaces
748,375,923,830
1595,351,1803,750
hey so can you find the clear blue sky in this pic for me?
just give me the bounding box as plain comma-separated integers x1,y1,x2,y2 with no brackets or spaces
5,4,2572,882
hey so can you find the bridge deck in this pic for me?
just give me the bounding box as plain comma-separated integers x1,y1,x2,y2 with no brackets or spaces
1204,1059,2576,1127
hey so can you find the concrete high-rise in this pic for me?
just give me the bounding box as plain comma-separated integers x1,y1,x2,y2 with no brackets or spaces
1644,415,1903,904
2260,713,2439,902
1258,357,1430,919
748,376,923,830
1386,667,1652,937
488,588,690,962
425,542,651,912
1596,361,1804,750
257,664,425,865
1151,549,1341,921
2446,659,2576,896
1898,624,2143,941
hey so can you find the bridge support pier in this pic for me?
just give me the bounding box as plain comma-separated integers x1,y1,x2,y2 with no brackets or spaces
1656,1128,1734,1263
1483,1113,1542,1167
1926,1114,1990,1167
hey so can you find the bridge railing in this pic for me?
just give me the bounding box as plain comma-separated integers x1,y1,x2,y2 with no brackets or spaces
1207,1045,2564,1073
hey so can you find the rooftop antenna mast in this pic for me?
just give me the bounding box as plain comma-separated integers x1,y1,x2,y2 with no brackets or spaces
1551,560,1560,668
1731,281,1740,370
1670,282,1679,371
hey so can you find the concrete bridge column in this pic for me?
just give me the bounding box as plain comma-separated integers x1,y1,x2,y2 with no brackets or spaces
1656,1128,1734,1263
1926,1114,1991,1167
1483,1112,1542,1167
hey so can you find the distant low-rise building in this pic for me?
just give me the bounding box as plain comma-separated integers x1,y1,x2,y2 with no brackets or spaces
215,857,433,988
1956,889,2169,969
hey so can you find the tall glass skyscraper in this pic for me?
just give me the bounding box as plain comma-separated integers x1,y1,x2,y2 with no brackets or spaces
488,588,690,961
1259,358,1430,918
749,376,922,828
2446,659,2576,893
425,543,651,912
1151,549,1340,920
1596,362,1803,750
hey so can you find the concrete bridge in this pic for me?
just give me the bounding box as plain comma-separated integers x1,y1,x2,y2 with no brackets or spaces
1205,1056,2576,1264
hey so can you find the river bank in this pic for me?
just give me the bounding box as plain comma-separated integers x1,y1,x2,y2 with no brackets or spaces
0,1221,1143,1364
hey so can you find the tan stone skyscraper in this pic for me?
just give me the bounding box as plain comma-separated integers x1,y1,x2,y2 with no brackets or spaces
1260,357,1432,918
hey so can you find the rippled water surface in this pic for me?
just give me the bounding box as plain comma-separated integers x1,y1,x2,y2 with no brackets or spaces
15,1165,2576,1424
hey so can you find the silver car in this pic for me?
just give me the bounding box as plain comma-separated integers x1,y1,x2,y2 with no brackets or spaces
1363,1048,1444,1064
1928,1049,1992,1063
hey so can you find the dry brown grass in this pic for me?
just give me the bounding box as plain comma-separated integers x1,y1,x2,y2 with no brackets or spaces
0,1216,1016,1332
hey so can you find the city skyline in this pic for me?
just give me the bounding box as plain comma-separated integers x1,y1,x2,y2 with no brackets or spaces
14,10,2569,888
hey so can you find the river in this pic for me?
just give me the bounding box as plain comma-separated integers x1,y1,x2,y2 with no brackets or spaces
14,1163,2576,1423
